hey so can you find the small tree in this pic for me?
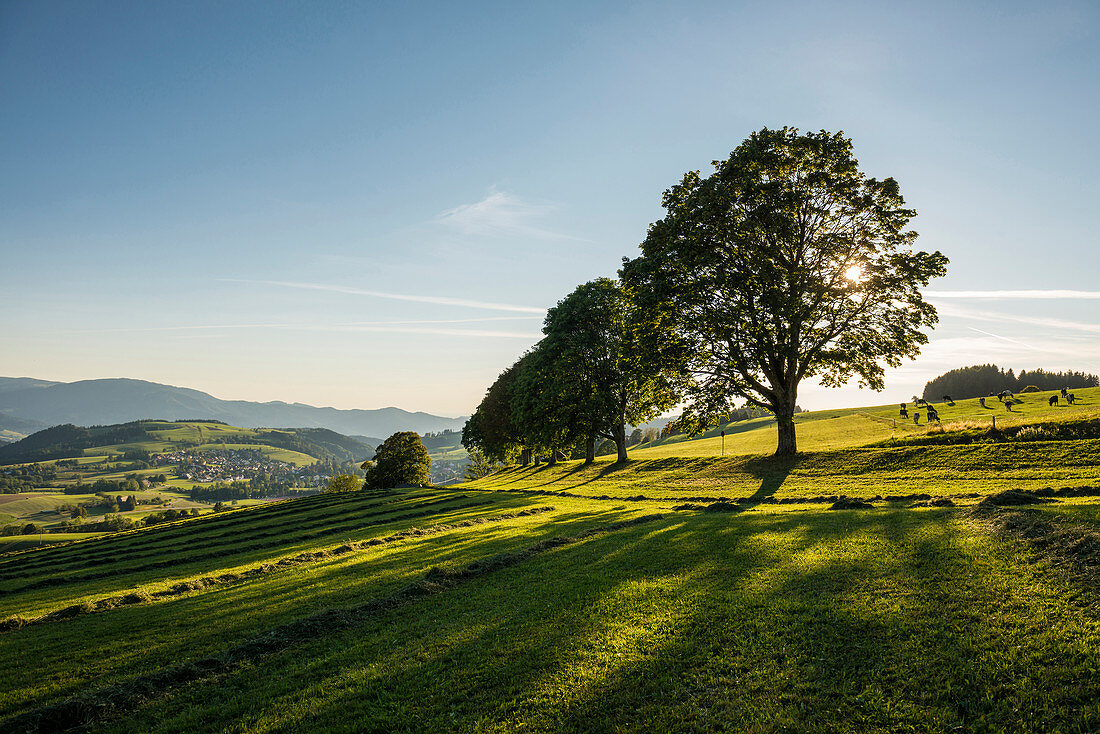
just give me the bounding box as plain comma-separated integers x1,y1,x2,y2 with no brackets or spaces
463,448,502,481
362,432,431,489
623,127,948,455
325,474,362,493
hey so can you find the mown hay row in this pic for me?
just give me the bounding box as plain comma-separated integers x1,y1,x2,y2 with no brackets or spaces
0,499,496,596
2,513,664,734
0,506,556,633
0,492,449,581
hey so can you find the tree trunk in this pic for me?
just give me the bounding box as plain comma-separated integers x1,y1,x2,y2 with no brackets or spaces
613,421,628,464
774,409,797,455
548,449,557,466
521,448,531,466
584,436,595,465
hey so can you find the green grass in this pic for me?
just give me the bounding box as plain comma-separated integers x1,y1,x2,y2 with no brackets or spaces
0,533,106,552
634,386,1100,458
2,490,1099,732
4,398,1100,731
461,439,1100,501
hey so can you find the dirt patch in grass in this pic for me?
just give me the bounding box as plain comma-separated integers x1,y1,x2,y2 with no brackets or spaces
829,497,875,510
978,490,1058,508
2,513,663,734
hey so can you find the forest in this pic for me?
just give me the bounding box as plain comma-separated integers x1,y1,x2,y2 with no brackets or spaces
922,364,1099,401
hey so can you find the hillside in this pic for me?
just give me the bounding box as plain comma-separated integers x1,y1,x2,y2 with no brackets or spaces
3,395,1100,730
3,479,1100,731
0,377,467,438
0,420,374,467
0,412,46,445
630,386,1100,458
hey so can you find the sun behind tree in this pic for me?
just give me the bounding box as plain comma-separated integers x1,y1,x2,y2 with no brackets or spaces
622,127,948,455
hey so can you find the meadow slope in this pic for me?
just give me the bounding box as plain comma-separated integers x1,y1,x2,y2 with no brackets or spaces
2,393,1100,732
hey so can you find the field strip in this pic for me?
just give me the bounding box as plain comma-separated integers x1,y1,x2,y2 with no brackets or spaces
0,499,497,596
2,513,665,734
0,490,438,569
0,506,557,633
0,492,449,580
0,490,399,564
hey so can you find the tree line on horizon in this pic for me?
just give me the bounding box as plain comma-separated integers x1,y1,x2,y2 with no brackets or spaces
463,127,948,463
922,364,1099,402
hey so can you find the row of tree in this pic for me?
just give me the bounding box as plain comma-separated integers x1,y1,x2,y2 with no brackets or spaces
922,365,1099,401
464,127,948,459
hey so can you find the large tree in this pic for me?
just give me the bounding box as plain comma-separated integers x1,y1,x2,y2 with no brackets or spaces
622,127,948,455
535,278,678,463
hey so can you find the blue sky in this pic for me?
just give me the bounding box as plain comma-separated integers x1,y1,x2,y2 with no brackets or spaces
2,1,1098,416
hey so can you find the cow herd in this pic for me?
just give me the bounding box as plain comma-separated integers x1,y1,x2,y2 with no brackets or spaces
900,388,1079,425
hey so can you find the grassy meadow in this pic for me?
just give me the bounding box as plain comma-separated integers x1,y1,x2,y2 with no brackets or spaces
2,393,1100,731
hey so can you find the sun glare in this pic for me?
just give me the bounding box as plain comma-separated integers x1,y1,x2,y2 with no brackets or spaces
844,265,863,282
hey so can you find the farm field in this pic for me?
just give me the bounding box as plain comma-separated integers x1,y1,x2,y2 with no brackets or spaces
0,420,371,535
3,398,1100,731
1,483,1099,732
633,386,1100,458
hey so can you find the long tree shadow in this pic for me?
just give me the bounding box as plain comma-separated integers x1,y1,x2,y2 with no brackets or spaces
739,454,799,506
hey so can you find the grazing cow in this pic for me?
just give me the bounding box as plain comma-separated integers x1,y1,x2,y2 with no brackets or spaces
900,406,908,418
927,406,940,422
913,412,921,425
1068,393,1076,405
979,397,987,408
1049,395,1059,407
1062,387,1069,399
942,395,953,404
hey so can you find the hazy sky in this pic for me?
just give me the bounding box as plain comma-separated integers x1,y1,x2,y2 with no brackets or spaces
2,1,1098,416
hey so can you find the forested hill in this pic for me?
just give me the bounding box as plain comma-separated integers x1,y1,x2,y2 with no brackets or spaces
0,377,466,437
0,420,375,466
923,365,1099,401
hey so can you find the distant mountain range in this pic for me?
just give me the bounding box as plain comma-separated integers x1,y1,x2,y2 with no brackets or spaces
0,377,468,439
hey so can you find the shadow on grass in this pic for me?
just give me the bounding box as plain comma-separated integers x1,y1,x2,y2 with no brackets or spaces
62,508,1100,733
739,454,799,506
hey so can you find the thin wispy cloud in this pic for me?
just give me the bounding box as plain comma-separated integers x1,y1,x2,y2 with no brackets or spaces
933,301,1100,334
926,290,1100,300
435,189,588,242
224,279,547,314
82,316,542,339
966,326,1037,349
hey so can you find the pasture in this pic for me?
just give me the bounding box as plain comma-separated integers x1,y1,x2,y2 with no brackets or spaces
1,485,1099,732
2,399,1099,731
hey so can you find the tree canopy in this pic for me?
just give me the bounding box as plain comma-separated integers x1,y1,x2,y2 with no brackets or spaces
462,357,531,464
622,127,948,455
531,278,678,463
324,474,362,493
361,432,430,489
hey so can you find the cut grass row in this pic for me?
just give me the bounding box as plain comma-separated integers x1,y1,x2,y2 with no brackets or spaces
1,506,558,635
0,491,440,580
0,497,625,719
7,502,1095,733
0,496,496,596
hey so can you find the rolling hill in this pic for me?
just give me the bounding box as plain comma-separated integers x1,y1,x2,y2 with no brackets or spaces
0,377,466,437
2,392,1100,730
